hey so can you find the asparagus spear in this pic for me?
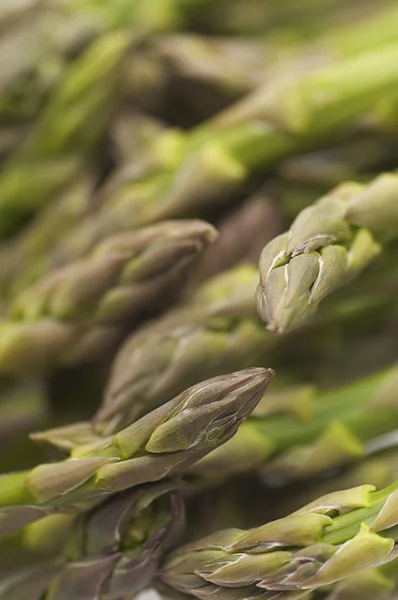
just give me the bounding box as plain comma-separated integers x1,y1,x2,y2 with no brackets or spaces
93,262,397,437
0,220,215,375
257,172,398,332
191,365,398,483
43,33,398,266
0,481,184,600
44,481,184,600
0,368,273,538
93,265,270,434
159,481,398,598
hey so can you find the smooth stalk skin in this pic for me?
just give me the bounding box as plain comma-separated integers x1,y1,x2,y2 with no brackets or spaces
191,365,398,483
43,40,398,267
0,368,274,538
93,265,271,435
0,220,216,375
257,172,398,332
0,30,131,236
0,384,48,446
0,174,95,300
159,482,398,599
191,193,284,286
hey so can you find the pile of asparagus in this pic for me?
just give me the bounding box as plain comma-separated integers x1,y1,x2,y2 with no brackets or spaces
1,1,398,598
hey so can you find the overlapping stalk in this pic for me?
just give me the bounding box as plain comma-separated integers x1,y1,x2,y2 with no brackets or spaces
0,29,131,236
257,172,398,332
159,482,398,598
94,265,269,434
0,368,273,538
0,481,184,600
0,220,215,375
39,35,398,268
191,365,398,483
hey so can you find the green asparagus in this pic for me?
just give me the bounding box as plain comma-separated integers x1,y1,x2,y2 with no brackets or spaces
159,482,398,598
0,174,94,299
257,172,398,332
0,481,183,600
0,368,273,538
0,220,216,375
94,265,269,434
41,36,398,267
0,30,131,236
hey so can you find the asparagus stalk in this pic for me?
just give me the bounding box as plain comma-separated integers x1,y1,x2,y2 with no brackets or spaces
191,365,398,483
159,481,398,598
92,263,397,437
44,481,184,600
0,174,94,299
0,220,215,375
0,368,273,538
130,3,398,120
0,481,184,600
43,35,398,266
93,265,270,434
257,172,398,332
0,29,131,237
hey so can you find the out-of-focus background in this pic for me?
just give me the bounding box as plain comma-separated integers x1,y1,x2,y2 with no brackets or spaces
1,1,398,598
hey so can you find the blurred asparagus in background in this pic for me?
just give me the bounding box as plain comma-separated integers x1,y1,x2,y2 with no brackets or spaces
0,220,215,375
0,174,95,300
0,384,48,448
191,365,398,483
191,190,284,286
0,29,131,237
22,7,398,273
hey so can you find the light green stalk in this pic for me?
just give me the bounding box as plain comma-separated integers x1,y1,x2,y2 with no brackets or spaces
257,172,398,332
45,35,398,265
160,482,398,598
0,368,273,539
0,174,94,299
0,220,215,375
0,29,131,236
191,365,398,483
